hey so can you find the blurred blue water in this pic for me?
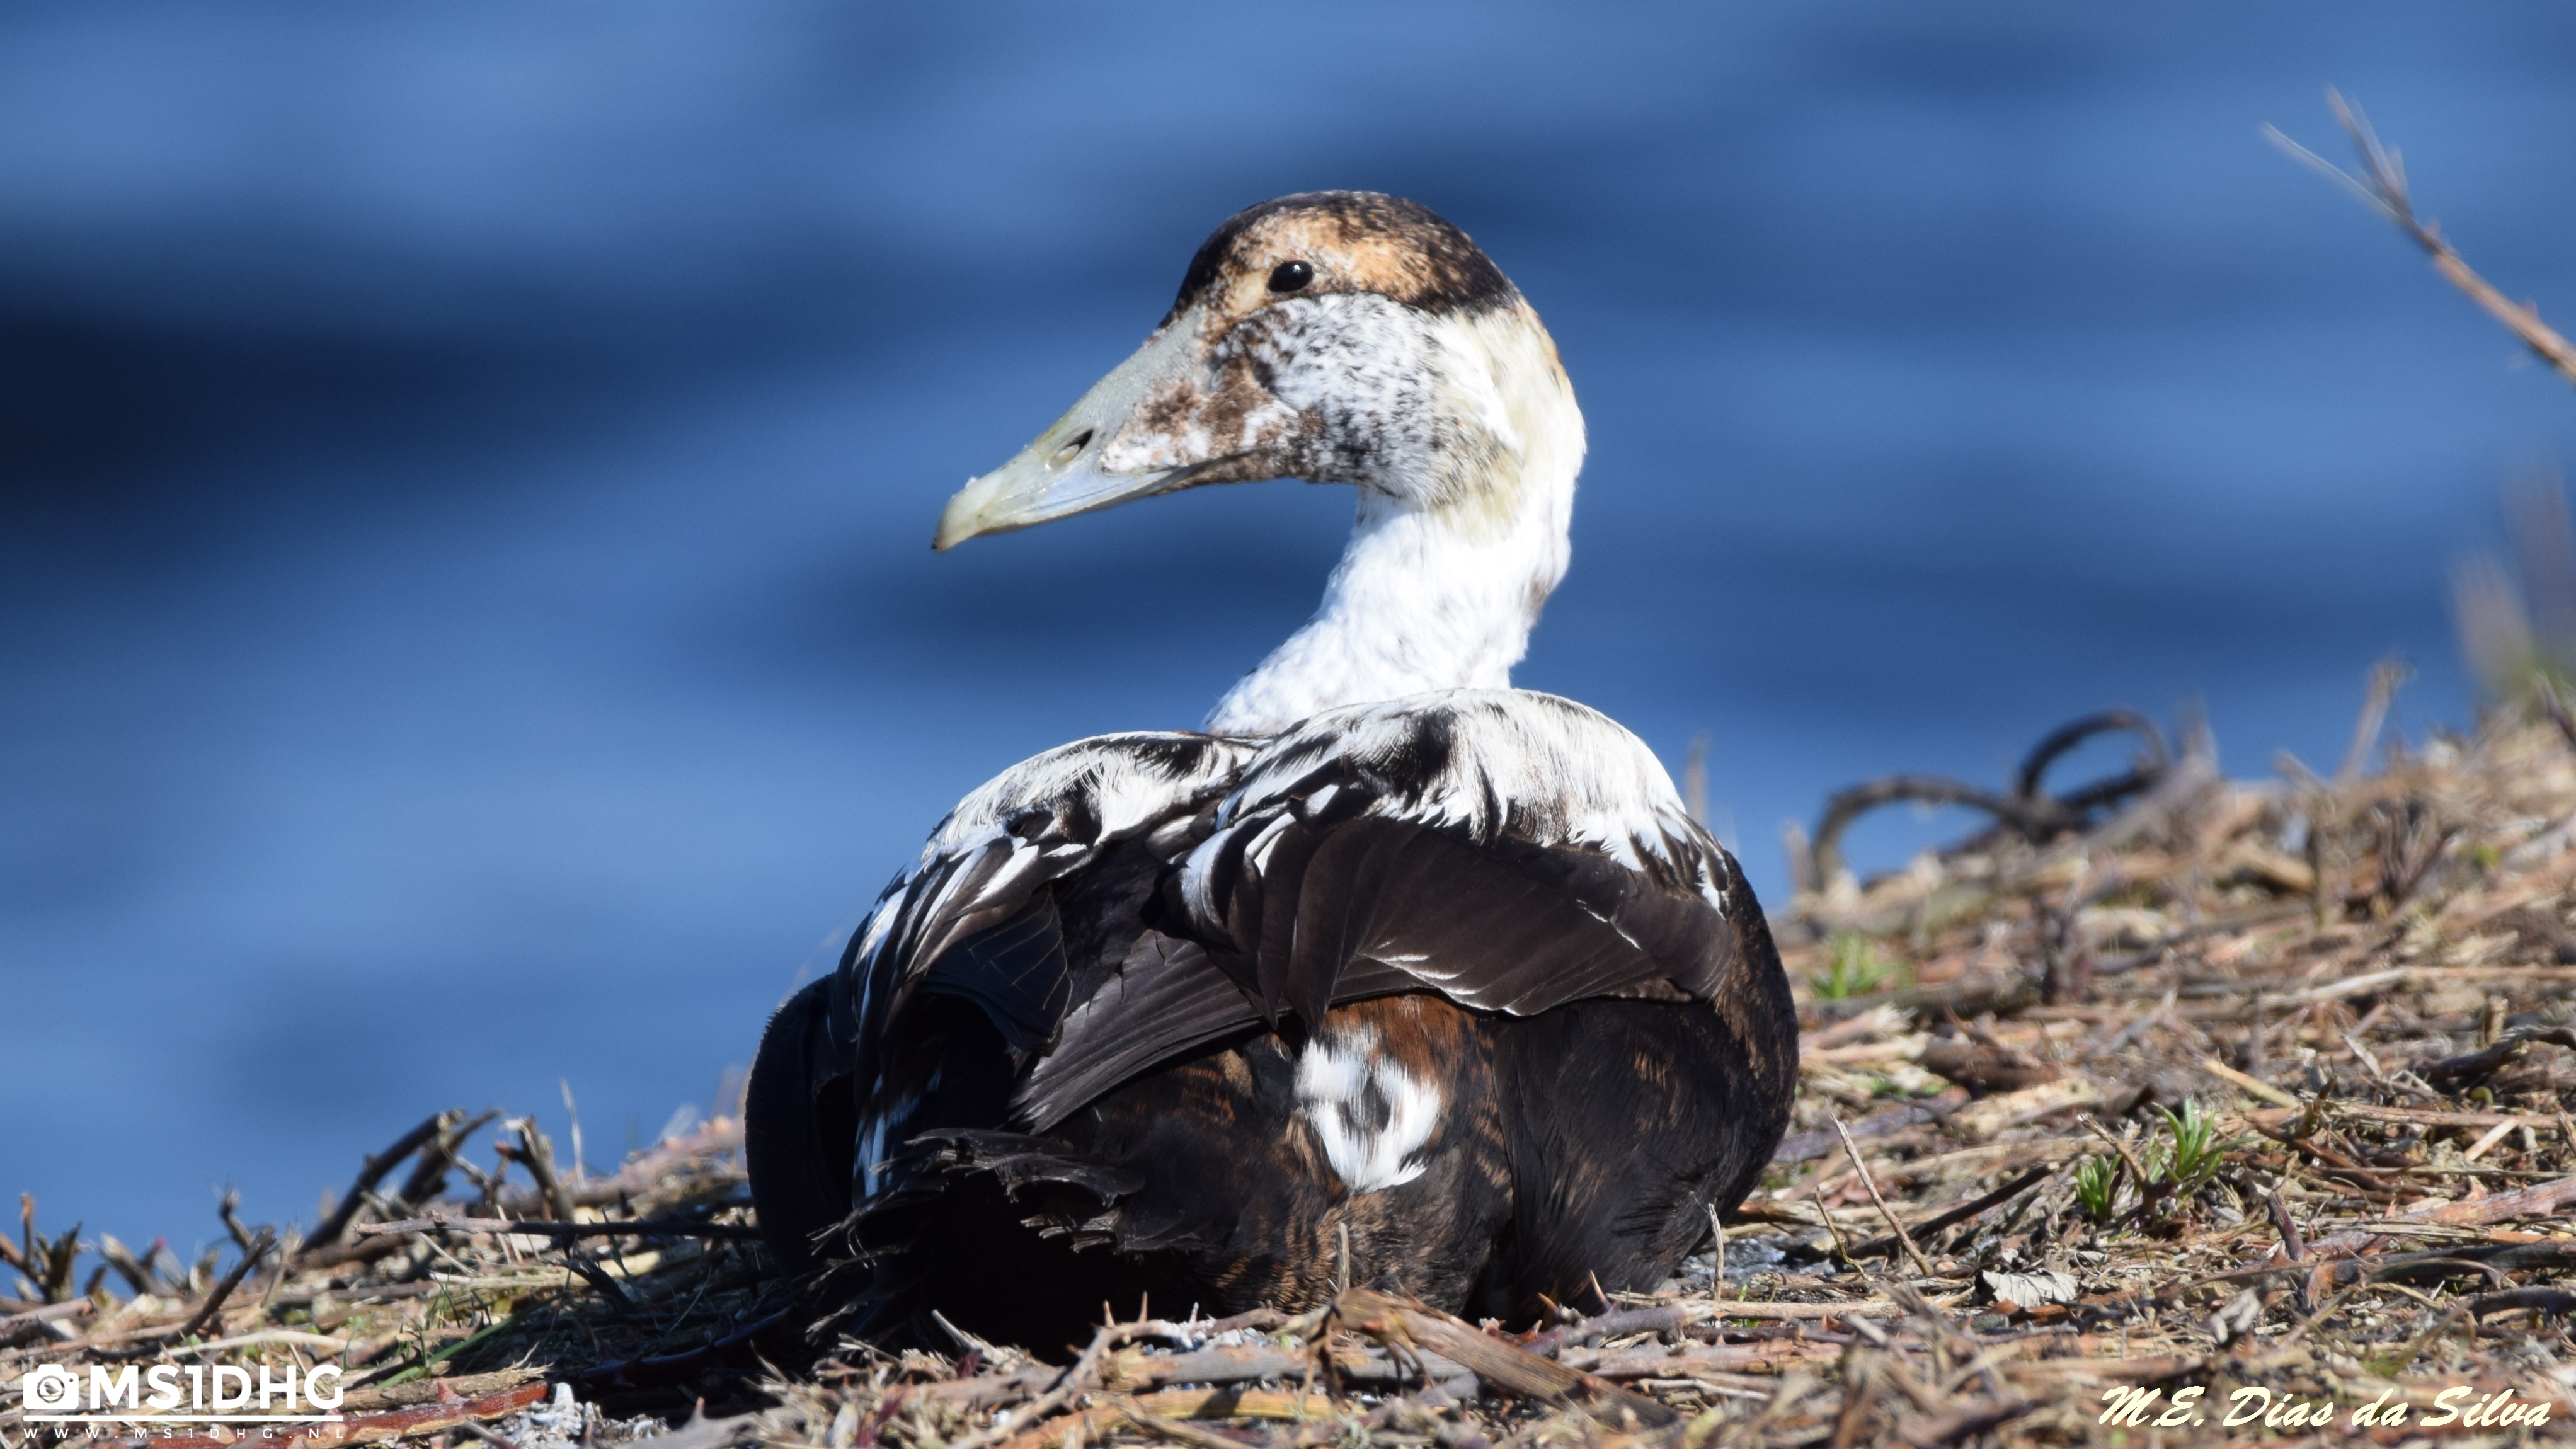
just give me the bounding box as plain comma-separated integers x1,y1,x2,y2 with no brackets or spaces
5,1,2575,1252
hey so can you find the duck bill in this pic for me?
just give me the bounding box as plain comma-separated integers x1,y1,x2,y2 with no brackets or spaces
933,318,1208,551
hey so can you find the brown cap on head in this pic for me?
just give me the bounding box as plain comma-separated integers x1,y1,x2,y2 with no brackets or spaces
1159,192,1517,329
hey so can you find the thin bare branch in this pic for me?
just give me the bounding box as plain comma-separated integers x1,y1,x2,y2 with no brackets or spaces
2271,88,2576,388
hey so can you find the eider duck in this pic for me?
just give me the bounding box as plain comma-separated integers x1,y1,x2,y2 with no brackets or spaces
746,192,1796,1349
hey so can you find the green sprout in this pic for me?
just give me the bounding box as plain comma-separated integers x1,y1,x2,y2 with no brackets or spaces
2151,1100,2232,1194
2074,1155,2121,1223
1811,933,1900,1000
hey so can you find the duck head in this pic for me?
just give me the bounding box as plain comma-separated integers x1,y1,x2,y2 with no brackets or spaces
936,192,1586,734
935,191,1581,551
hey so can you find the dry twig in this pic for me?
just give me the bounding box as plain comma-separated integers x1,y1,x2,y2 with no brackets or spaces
2268,90,2576,388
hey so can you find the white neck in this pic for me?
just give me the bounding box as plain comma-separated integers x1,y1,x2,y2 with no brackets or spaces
1204,307,1584,736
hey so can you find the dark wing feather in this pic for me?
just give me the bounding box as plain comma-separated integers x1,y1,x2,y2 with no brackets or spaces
913,895,1074,1056
827,733,1259,1188
1010,931,1265,1130
1011,812,1737,1134
1199,813,1736,1028
1004,815,1731,1129
1011,694,1749,1130
840,694,1747,1156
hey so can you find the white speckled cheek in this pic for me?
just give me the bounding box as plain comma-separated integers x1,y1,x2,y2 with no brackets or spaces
1253,295,1440,494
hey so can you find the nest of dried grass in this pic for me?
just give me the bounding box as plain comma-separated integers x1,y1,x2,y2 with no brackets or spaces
10,702,2576,1449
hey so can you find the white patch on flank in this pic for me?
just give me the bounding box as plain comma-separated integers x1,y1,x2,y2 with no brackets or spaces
1293,1027,1442,1192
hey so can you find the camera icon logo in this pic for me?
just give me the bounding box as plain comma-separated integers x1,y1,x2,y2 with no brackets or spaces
22,1363,83,1414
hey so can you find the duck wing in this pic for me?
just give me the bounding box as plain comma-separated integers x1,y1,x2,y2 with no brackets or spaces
818,733,1259,1162
1007,689,1753,1130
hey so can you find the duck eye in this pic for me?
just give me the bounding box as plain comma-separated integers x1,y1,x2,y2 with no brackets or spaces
1267,260,1314,294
